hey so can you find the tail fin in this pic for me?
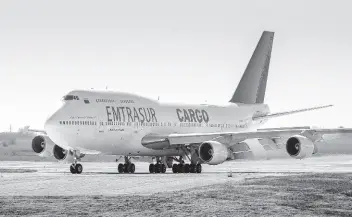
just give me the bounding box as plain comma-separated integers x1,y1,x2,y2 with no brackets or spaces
229,31,274,104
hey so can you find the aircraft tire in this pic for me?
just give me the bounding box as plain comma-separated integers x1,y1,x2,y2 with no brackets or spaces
196,164,202,173
190,164,196,173
70,164,77,174
178,164,184,173
75,164,83,174
172,164,178,173
118,163,124,173
129,163,135,173
149,164,155,173
155,164,161,173
161,164,166,173
184,164,190,173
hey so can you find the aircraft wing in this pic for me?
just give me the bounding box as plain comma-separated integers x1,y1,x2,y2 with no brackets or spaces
27,129,47,135
165,127,352,147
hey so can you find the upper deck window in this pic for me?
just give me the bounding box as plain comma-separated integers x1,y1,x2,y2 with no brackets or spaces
63,95,80,101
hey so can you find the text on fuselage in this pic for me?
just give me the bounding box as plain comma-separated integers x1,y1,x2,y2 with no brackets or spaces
106,106,157,123
176,108,209,123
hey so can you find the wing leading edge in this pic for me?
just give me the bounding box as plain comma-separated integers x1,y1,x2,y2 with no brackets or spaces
165,127,352,148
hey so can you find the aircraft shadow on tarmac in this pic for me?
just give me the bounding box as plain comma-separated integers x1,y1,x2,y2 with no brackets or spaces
42,171,303,175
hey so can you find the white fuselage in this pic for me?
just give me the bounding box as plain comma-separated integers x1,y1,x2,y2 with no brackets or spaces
44,90,270,156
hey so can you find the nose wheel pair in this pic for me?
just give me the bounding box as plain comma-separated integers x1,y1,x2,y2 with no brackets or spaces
70,163,83,174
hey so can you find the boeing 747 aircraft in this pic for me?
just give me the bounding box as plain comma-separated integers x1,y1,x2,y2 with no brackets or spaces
32,31,352,174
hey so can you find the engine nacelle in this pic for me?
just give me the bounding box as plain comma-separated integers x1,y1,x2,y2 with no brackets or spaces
31,135,55,158
199,141,230,165
53,145,74,163
286,135,315,159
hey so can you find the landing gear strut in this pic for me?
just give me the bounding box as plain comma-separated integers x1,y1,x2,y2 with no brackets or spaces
149,157,167,173
117,156,136,173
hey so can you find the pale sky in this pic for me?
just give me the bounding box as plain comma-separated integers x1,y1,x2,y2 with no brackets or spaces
0,0,351,131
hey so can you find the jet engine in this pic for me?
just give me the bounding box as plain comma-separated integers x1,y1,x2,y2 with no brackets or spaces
286,135,315,159
31,135,55,158
53,144,75,163
199,141,230,165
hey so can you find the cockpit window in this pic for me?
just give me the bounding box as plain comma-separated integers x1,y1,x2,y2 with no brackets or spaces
63,95,80,101
64,95,74,100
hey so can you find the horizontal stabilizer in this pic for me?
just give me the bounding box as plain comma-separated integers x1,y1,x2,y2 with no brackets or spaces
253,104,333,121
257,126,311,131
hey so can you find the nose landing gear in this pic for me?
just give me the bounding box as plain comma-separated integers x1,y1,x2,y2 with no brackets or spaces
69,150,84,174
70,163,83,174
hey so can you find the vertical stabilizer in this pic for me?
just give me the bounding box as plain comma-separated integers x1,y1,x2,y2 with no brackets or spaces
229,31,274,104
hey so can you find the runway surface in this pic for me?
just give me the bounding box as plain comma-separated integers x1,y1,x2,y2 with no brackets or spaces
0,155,352,197
0,155,352,216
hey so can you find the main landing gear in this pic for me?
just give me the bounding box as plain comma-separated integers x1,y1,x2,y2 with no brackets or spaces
171,152,203,174
149,157,166,173
172,163,202,173
117,156,135,173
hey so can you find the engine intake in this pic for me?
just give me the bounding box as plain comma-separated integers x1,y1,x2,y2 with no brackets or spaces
53,145,69,160
32,135,46,154
31,135,55,158
286,135,315,159
199,141,229,165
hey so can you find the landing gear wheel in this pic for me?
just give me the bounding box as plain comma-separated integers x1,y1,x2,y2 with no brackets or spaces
184,164,190,173
190,164,196,173
172,164,178,173
178,164,184,173
161,164,166,173
149,164,155,173
118,163,124,173
155,164,161,173
196,164,202,173
70,164,77,174
128,163,135,173
75,163,83,174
